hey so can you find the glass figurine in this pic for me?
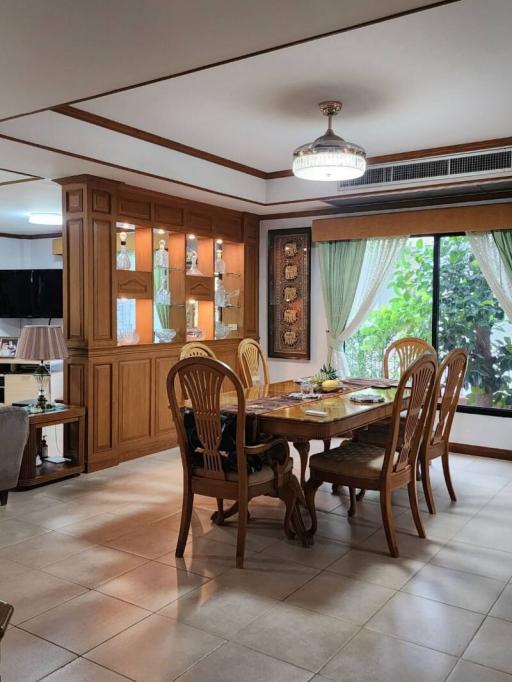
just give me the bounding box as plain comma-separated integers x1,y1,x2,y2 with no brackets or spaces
116,231,131,270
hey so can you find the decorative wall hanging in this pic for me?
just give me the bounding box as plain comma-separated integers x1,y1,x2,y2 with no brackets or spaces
268,227,311,359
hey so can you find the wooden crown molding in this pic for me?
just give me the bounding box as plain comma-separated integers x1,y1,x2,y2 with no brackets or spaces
0,1,459,124
0,231,61,240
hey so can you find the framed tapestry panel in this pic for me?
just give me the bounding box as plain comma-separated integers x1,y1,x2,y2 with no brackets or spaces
268,227,311,359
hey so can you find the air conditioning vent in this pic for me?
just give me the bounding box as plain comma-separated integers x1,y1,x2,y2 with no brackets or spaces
337,148,512,192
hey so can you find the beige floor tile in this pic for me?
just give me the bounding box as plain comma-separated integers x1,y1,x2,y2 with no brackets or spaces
0,517,48,549
18,501,105,530
314,511,379,545
2,530,92,569
42,657,131,681
287,571,395,625
159,580,277,638
454,517,512,553
260,535,350,570
396,509,472,540
451,470,508,493
215,555,319,600
464,617,512,674
97,560,209,611
154,506,216,537
233,602,358,672
448,660,512,681
490,584,512,621
0,491,65,517
331,498,408,524
58,512,147,544
176,641,312,682
403,563,505,613
157,536,250,577
321,628,456,682
359,528,445,561
43,545,148,587
103,523,180,559
431,542,512,581
367,591,484,656
0,627,76,682
328,549,424,589
108,499,182,523
1,565,87,625
85,613,223,682
199,517,286,552
20,590,149,654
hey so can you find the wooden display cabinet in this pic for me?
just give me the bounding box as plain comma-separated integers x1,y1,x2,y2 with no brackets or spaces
58,175,259,472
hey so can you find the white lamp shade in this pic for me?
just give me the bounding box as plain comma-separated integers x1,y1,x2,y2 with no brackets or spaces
16,325,69,362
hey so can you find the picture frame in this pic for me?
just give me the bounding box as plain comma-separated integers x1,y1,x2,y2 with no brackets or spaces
268,227,311,359
0,337,18,358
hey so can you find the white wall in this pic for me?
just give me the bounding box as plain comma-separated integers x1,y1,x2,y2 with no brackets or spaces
259,217,511,451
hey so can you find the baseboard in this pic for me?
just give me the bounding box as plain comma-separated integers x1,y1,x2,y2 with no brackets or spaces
449,442,512,461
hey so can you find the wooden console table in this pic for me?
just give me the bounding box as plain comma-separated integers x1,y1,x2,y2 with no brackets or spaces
17,405,86,488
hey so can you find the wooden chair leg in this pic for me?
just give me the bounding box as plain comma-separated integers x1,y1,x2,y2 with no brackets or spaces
380,489,399,557
323,439,331,452
348,487,357,517
421,457,436,515
303,478,322,537
293,441,310,487
175,488,194,557
212,498,225,524
408,480,426,539
356,489,366,501
0,491,8,506
236,492,249,569
278,480,298,540
442,449,457,502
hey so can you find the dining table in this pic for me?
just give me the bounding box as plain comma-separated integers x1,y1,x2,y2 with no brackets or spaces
220,378,402,487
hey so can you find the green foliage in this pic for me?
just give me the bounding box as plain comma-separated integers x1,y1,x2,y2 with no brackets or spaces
345,236,512,408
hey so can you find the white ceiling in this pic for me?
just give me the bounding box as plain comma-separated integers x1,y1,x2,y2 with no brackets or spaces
0,180,61,235
74,0,511,172
0,0,511,233
0,0,435,120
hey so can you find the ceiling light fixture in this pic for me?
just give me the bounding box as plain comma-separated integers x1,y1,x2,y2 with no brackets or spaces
292,101,366,181
28,213,63,226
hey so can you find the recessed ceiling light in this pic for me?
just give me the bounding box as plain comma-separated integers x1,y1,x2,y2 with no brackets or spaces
28,213,62,226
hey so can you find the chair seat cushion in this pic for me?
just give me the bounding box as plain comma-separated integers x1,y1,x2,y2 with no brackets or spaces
310,441,387,480
194,458,292,485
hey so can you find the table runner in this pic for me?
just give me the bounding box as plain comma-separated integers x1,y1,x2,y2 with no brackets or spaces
222,386,354,416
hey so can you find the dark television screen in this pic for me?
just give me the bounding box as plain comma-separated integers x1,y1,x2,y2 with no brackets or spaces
0,270,63,318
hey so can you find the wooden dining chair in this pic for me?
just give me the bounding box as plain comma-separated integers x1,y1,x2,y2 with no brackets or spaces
305,354,437,557
384,336,436,379
167,356,301,568
180,342,217,360
420,348,468,514
237,338,270,388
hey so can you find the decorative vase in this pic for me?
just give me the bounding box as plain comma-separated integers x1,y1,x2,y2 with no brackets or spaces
117,231,132,270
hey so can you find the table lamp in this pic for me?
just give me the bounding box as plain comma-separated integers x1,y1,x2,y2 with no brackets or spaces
16,325,69,410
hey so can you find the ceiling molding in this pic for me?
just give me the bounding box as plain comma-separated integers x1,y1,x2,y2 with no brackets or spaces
266,136,512,179
260,187,512,220
53,105,268,179
0,166,41,179
0,177,42,188
0,231,61,240
0,1,459,124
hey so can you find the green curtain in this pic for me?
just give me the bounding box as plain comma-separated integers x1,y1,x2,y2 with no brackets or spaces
493,230,512,281
154,266,170,329
319,239,366,365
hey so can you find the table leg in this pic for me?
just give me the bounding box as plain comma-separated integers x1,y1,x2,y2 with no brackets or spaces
293,441,310,487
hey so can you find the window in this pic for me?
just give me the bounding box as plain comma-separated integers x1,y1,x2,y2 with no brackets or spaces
345,234,512,414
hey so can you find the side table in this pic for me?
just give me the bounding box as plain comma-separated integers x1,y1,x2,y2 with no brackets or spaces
17,405,86,488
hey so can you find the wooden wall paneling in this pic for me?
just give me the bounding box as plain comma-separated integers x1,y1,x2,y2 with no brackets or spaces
117,270,153,298
154,354,178,438
154,199,185,228
136,299,153,344
242,213,260,337
196,237,214,276
135,227,153,271
92,363,114,453
91,218,115,343
118,191,152,223
215,208,242,241
185,275,214,300
185,204,213,236
63,215,85,345
118,358,152,451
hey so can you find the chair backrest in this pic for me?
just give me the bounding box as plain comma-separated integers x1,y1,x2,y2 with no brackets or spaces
167,356,247,484
383,336,436,379
237,338,270,388
424,348,468,448
180,342,217,360
384,354,437,476
0,407,29,490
